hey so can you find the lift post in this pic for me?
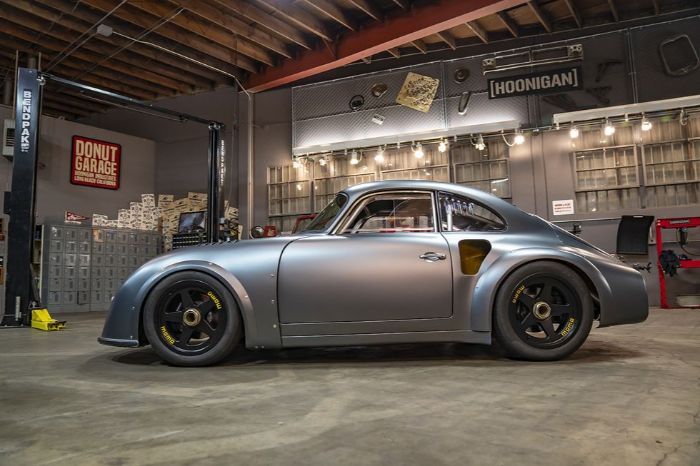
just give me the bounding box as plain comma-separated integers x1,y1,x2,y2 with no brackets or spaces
1,68,226,326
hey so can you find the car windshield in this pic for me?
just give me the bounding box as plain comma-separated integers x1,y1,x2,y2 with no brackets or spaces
301,193,348,232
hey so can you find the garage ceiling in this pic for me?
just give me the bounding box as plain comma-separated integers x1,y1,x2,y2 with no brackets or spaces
0,0,697,119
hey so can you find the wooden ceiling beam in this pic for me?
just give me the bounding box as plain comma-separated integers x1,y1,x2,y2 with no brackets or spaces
0,33,162,100
435,31,457,50
7,0,206,91
208,0,311,49
466,20,489,43
253,0,333,42
0,11,176,96
347,0,383,21
527,1,552,33
562,0,582,28
300,0,356,31
165,0,293,59
42,96,103,117
41,90,111,114
391,0,410,9
652,0,660,15
247,0,529,92
79,0,260,72
496,10,520,37
112,0,276,65
608,0,620,21
41,102,85,119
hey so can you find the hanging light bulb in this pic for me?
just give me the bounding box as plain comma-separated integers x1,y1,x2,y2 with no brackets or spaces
319,156,327,166
603,119,615,136
640,115,652,132
374,146,385,163
438,139,448,153
569,125,579,139
292,158,302,168
413,142,424,159
513,131,525,145
474,134,486,151
350,149,360,165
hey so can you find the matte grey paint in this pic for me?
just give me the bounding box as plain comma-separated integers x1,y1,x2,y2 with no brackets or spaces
99,180,648,351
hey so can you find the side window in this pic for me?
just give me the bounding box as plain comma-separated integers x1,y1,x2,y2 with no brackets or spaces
342,192,435,234
439,193,505,232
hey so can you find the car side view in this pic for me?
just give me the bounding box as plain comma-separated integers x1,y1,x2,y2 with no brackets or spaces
98,180,649,366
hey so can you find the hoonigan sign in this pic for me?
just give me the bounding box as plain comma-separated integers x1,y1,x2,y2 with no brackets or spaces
487,66,582,99
70,135,121,190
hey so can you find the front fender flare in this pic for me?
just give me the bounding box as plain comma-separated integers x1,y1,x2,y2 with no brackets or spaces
133,260,259,348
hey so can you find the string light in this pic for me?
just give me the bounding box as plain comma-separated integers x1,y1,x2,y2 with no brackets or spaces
292,158,302,168
350,149,360,165
319,156,327,166
603,119,615,136
569,125,579,139
374,146,385,163
474,135,486,151
640,114,652,132
413,142,424,159
513,130,525,145
438,139,448,153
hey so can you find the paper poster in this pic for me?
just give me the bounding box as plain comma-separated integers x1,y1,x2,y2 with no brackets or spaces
396,72,440,113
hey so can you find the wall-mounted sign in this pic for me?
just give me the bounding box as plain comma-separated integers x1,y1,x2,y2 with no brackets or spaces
70,135,121,190
488,66,582,99
552,199,575,216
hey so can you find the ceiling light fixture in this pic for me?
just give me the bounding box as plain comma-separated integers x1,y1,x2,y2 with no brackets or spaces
640,114,652,132
569,125,579,139
513,130,525,145
438,139,448,153
319,156,327,166
474,135,486,151
292,158,302,169
350,149,360,165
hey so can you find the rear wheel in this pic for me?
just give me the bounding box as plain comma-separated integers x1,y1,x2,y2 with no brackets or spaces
143,271,242,366
493,262,593,361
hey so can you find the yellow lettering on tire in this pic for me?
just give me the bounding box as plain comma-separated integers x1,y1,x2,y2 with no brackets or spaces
512,285,525,304
160,325,175,345
559,317,576,336
207,291,222,310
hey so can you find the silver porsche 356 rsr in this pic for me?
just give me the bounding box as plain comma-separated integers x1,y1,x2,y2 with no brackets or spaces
99,180,648,366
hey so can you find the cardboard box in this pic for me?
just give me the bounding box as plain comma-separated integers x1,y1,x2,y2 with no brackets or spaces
188,192,207,202
141,193,156,208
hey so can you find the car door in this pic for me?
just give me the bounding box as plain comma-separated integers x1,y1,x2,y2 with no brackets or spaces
278,191,453,324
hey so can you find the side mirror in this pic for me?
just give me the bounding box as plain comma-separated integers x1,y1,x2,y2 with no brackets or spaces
250,226,265,239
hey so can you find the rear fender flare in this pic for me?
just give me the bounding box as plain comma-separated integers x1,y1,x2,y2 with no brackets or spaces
470,248,611,331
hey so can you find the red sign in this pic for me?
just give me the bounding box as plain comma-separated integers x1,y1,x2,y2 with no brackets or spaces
70,135,121,190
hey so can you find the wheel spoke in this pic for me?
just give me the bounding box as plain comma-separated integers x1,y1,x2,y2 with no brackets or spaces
518,293,536,310
176,327,195,348
540,318,557,340
198,300,215,317
539,282,553,301
163,311,183,323
195,320,217,338
550,304,570,317
519,312,537,330
179,290,195,309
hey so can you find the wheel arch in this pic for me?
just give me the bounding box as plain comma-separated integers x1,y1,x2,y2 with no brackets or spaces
135,261,257,347
470,249,610,332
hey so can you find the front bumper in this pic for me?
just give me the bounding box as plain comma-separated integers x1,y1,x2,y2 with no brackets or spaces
97,336,140,348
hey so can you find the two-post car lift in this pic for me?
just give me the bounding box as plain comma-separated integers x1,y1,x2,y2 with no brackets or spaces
1,67,228,327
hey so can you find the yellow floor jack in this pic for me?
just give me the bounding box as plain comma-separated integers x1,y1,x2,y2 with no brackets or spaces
29,271,66,331
31,308,66,331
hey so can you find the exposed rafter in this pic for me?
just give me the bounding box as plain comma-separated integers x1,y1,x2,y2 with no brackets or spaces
496,10,520,37
411,39,428,53
435,31,457,50
301,0,356,31
387,48,401,58
608,0,620,21
247,0,528,92
651,0,660,15
254,0,333,41
466,20,489,43
527,0,552,33
347,0,383,21
391,0,410,9
562,0,582,28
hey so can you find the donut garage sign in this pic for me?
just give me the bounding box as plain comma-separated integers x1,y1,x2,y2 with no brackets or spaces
70,136,121,190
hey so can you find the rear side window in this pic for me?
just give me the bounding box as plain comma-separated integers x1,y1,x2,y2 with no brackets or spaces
439,193,505,232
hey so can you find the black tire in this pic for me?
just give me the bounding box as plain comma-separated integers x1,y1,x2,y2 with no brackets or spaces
493,261,593,361
143,271,242,366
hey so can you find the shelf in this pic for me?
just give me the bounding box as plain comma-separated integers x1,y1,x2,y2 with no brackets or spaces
574,165,638,172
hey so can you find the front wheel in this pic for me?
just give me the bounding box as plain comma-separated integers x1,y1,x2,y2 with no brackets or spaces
143,271,242,366
493,262,593,361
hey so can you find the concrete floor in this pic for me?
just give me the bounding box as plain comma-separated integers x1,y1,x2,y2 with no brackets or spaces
0,309,698,466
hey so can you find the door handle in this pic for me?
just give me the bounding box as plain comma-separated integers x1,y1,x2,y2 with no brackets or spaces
419,252,446,262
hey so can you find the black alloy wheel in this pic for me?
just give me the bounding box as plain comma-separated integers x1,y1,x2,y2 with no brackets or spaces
143,271,241,366
493,261,593,361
